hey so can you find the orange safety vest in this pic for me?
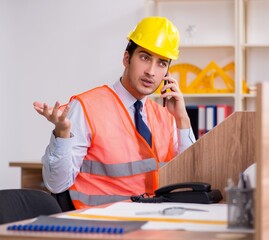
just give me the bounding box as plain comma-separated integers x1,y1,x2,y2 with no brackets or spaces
68,85,176,209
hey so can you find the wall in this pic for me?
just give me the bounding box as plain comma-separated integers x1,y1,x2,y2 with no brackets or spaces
0,0,145,189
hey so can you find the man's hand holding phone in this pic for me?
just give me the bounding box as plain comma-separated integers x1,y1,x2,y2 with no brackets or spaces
160,73,191,129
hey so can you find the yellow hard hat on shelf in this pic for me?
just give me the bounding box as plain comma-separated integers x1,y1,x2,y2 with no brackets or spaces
128,16,180,60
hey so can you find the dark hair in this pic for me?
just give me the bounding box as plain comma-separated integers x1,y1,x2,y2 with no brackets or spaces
125,40,172,66
125,40,138,59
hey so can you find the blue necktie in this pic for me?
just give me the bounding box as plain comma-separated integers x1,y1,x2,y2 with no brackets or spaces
134,100,152,147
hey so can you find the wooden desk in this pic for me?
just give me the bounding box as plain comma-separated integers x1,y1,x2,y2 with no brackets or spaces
9,161,47,192
0,214,254,240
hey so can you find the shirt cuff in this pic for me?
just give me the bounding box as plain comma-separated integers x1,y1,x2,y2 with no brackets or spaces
48,131,74,154
179,127,196,153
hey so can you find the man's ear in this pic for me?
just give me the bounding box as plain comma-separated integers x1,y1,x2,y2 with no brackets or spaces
123,51,130,67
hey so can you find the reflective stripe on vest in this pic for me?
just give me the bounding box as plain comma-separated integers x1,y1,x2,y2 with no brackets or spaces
81,158,157,177
69,190,129,206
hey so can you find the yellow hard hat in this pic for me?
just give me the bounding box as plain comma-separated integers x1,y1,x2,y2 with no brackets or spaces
128,16,180,60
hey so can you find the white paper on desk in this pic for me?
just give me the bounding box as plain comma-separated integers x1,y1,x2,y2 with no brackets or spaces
63,202,230,232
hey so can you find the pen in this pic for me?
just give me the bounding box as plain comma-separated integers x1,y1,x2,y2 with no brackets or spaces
135,206,208,216
240,172,253,227
240,172,247,189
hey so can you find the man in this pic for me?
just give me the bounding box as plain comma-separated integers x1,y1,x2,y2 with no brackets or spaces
33,16,195,210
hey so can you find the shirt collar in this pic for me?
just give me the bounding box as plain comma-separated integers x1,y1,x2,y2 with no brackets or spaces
112,79,147,109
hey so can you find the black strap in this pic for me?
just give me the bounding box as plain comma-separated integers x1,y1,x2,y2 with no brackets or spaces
51,190,75,212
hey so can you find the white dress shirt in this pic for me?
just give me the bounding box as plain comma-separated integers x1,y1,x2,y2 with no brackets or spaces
42,80,196,193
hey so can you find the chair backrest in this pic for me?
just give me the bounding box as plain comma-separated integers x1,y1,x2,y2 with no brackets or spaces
0,189,62,224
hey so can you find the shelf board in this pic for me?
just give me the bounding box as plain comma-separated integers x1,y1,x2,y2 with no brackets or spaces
242,44,269,48
241,93,256,98
180,44,235,48
152,93,236,98
153,93,256,98
183,93,235,98
149,0,235,3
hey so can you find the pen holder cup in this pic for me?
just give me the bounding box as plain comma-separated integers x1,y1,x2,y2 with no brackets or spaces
226,187,255,229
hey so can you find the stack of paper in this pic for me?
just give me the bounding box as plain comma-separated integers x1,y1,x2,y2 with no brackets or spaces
64,202,231,232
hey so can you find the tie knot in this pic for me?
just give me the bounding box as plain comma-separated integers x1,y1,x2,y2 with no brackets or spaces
134,100,143,111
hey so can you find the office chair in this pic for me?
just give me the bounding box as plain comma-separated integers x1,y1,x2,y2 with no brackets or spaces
0,188,62,224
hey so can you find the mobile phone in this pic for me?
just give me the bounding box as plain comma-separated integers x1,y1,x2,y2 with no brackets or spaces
162,73,168,107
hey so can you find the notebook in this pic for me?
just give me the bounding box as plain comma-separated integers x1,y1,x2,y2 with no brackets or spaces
7,215,146,234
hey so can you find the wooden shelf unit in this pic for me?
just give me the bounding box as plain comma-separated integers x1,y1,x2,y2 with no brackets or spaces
145,0,269,111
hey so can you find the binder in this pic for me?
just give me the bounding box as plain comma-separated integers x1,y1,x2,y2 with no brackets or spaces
187,104,232,136
7,215,146,234
217,105,233,125
186,106,199,139
198,105,206,138
205,105,217,132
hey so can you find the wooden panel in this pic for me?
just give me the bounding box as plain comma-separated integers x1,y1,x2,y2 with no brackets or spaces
255,82,269,240
21,168,47,192
9,162,47,192
9,162,42,169
159,111,256,200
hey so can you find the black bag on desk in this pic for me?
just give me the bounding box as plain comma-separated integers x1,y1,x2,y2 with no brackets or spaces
131,182,223,204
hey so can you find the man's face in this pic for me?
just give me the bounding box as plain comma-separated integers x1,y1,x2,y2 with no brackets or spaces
122,46,170,100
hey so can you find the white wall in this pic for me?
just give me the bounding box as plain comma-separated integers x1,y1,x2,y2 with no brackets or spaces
0,0,145,189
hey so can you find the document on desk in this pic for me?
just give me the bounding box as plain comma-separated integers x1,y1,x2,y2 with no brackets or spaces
65,202,234,232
